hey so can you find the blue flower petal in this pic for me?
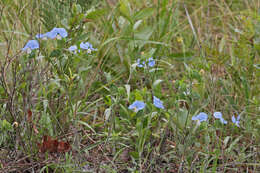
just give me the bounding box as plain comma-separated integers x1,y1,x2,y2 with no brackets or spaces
68,45,77,54
232,115,236,123
22,40,39,51
148,57,155,67
137,59,145,67
220,118,228,124
47,28,68,39
232,115,240,127
80,42,96,53
192,112,208,122
191,116,198,121
128,101,146,112
80,42,90,49
69,45,77,51
153,96,164,109
214,112,227,124
213,112,223,119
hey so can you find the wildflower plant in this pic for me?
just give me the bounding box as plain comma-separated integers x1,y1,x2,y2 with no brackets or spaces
1,1,258,172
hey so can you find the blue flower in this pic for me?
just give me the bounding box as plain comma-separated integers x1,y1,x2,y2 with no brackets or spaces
137,57,156,68
213,112,227,124
192,112,208,122
80,42,97,53
153,96,164,109
22,40,39,53
128,101,146,112
148,57,155,67
137,59,145,67
232,115,240,127
68,45,78,54
47,27,68,39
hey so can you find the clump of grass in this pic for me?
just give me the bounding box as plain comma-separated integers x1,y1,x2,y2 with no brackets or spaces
0,0,259,172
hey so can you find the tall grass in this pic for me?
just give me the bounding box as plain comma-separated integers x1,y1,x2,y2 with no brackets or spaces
0,0,259,172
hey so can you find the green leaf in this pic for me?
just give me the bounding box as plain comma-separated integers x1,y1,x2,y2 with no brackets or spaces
134,26,154,48
85,9,107,20
39,113,53,136
219,36,226,53
169,52,194,61
177,109,188,130
227,136,241,153
119,0,132,23
133,20,143,30
135,26,153,40
2,120,13,132
134,90,143,101
153,79,163,87
49,49,62,58
77,120,96,134
129,151,139,159
133,8,155,21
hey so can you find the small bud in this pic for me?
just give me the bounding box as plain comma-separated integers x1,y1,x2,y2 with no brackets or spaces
177,37,183,43
199,69,205,75
12,122,19,128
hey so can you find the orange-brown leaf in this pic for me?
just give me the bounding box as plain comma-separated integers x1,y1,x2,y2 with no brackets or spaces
38,135,71,153
57,141,71,152
27,109,32,122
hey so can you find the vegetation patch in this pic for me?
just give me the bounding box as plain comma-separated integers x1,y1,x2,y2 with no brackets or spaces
0,0,259,172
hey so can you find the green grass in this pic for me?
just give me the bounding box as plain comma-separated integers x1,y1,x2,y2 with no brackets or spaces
0,0,259,172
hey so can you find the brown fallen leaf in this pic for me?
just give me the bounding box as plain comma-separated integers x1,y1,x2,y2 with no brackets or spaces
27,109,32,123
57,141,71,152
38,135,71,153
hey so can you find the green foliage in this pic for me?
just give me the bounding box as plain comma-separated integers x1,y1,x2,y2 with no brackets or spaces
0,0,259,172
0,119,13,146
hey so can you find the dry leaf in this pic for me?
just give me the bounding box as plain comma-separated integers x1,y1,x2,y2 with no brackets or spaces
38,135,71,153
27,109,32,122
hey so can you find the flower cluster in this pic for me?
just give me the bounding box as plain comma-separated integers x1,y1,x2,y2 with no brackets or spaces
128,96,165,112
192,111,241,127
68,42,97,54
22,27,96,54
36,28,68,40
137,57,155,68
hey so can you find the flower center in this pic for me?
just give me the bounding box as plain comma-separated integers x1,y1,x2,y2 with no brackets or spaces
56,34,62,40
26,48,32,54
